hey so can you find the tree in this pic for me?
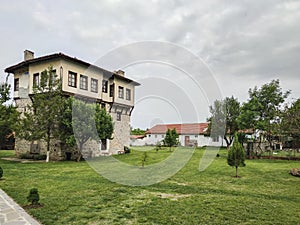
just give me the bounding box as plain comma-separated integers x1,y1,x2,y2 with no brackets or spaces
0,79,20,149
163,128,179,151
63,98,114,161
227,133,246,177
238,79,290,150
18,66,64,162
281,98,300,147
208,96,240,149
131,128,146,135
94,104,114,150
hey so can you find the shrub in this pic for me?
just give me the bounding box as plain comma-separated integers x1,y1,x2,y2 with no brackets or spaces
20,154,47,160
0,166,3,179
33,154,47,160
27,188,40,205
124,146,131,154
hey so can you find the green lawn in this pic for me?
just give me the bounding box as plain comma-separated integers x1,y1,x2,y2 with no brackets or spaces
0,148,299,225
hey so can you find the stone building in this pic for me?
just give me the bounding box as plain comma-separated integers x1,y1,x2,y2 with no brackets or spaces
5,50,140,160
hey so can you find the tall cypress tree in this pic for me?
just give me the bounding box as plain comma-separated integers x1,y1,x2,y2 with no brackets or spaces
19,66,64,162
227,132,246,177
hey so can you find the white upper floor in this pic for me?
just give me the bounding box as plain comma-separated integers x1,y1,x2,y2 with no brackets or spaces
5,50,140,107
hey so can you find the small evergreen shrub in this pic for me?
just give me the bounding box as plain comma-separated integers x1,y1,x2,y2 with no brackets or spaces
27,188,40,205
20,154,47,160
0,166,3,179
33,154,47,160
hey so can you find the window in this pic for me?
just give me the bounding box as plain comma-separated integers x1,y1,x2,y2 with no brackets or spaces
195,135,198,138
117,112,122,121
50,69,56,85
102,80,108,93
80,75,88,90
68,71,77,87
118,86,124,98
91,78,98,93
126,88,131,100
14,78,19,91
33,73,39,87
109,84,114,97
212,136,219,142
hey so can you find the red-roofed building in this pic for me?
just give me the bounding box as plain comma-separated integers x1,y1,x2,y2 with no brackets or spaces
130,123,223,147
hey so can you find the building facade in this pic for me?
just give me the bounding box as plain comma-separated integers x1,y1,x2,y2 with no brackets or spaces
130,123,223,147
5,50,140,160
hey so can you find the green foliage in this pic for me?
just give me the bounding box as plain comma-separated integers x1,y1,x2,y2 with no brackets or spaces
63,98,114,161
227,133,246,177
0,81,20,149
20,154,47,160
0,166,3,178
208,96,240,148
238,79,290,147
163,128,179,151
27,188,40,205
131,128,146,135
18,66,64,161
207,99,226,139
0,149,299,224
94,104,114,141
0,80,10,104
281,98,300,140
141,151,148,167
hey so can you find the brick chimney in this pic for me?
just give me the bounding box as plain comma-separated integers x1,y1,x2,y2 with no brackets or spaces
24,50,34,61
115,70,125,76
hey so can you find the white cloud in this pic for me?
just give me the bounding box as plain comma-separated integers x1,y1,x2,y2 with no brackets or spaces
1,0,299,128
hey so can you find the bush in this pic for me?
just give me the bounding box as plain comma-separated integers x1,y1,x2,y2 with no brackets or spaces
20,154,47,160
27,188,40,205
124,146,131,154
33,154,47,160
0,166,3,179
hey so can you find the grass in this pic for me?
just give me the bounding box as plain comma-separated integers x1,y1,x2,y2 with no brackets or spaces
0,147,299,225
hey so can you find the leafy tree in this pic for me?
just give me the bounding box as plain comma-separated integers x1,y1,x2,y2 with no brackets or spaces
131,128,146,135
0,80,19,149
141,151,148,168
63,98,114,161
94,104,114,146
208,96,240,149
227,133,246,177
281,98,300,146
18,66,64,162
163,128,179,151
238,79,290,150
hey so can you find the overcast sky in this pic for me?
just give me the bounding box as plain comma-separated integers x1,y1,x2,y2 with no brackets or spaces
1,0,299,129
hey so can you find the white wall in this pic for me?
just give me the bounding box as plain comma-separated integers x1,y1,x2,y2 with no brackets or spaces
131,134,223,147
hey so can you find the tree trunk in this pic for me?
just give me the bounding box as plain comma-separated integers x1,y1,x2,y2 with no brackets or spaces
46,151,50,163
77,143,83,162
46,127,51,162
235,166,238,178
224,135,233,149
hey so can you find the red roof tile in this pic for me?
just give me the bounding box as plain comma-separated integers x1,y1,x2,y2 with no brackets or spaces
146,123,209,135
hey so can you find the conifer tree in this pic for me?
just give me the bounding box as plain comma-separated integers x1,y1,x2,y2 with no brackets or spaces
227,132,246,177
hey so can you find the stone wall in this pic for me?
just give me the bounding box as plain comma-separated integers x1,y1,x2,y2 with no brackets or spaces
110,110,131,154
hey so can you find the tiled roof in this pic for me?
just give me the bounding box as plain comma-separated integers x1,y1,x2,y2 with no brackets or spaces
5,52,140,86
130,135,146,139
146,123,209,135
